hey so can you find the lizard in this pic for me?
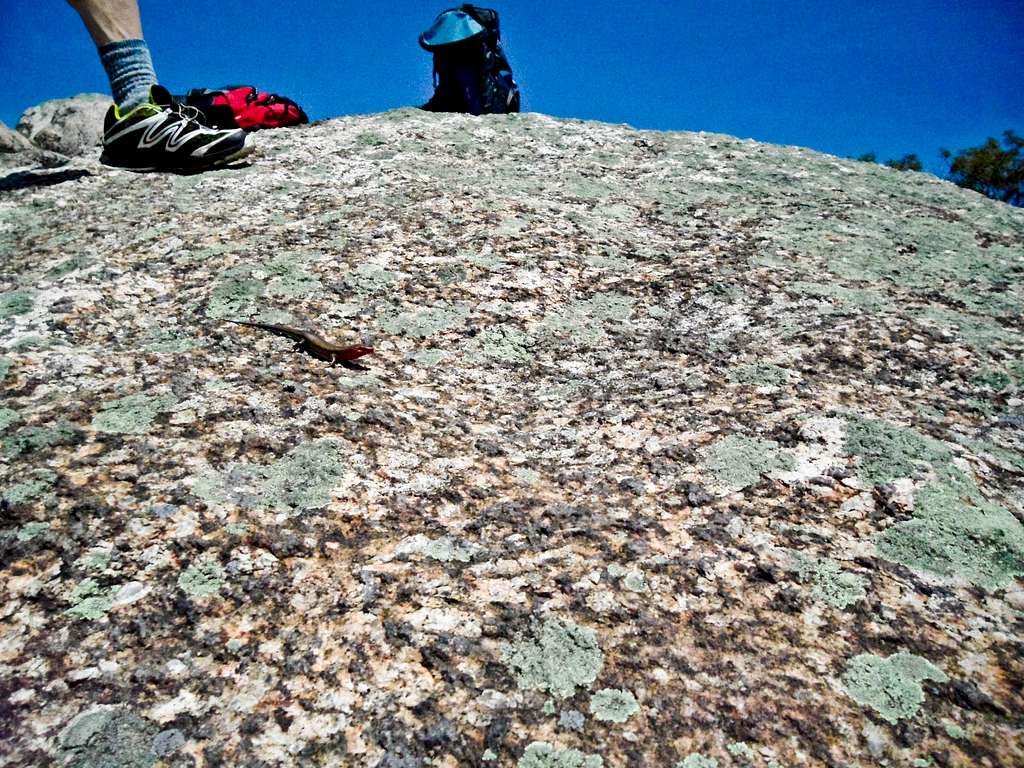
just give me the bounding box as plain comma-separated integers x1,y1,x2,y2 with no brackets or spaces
228,320,374,370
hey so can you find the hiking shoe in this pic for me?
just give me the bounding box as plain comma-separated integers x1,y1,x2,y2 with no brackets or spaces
100,85,255,171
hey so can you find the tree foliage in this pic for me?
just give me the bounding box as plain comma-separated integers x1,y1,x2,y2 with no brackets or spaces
855,152,922,172
941,130,1023,206
855,130,1022,207
884,154,923,172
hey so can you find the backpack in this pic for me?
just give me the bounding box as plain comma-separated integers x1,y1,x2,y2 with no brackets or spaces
177,85,309,131
420,5,520,115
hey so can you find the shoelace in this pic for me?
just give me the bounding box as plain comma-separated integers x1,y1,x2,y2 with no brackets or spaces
168,101,206,127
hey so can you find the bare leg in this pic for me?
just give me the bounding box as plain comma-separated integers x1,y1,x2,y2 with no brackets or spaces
66,0,143,47
65,0,256,170
66,0,155,112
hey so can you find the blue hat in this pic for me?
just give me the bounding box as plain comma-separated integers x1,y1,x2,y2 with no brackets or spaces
419,10,485,51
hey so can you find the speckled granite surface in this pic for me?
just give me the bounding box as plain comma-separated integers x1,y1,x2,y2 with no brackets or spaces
1,109,1022,768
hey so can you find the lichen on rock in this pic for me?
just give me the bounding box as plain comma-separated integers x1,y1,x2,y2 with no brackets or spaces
177,561,225,597
842,652,948,723
0,406,19,431
502,616,604,699
65,579,116,621
678,755,718,768
91,392,178,435
700,434,794,493
0,289,33,318
845,416,1024,588
791,553,867,609
589,688,640,723
518,742,603,768
2,468,56,507
377,302,471,338
2,419,78,458
395,534,479,563
193,438,346,514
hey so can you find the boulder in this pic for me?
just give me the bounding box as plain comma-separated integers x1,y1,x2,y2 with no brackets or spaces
0,120,34,154
15,93,109,157
0,119,69,173
1,110,1022,768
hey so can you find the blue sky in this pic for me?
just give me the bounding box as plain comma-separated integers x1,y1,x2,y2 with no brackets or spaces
3,0,1022,173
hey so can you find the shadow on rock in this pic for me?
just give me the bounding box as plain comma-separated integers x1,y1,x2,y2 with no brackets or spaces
0,167,93,192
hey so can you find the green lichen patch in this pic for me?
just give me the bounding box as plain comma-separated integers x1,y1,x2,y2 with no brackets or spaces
913,306,1016,353
396,534,479,563
513,467,541,484
494,216,529,236
589,688,640,723
412,349,446,367
954,432,1024,473
65,579,116,621
11,334,48,351
877,496,1024,589
846,418,1024,588
0,289,33,318
538,292,635,345
59,704,156,768
0,407,19,431
2,469,57,507
842,652,948,723
501,616,605,699
844,416,949,486
194,438,346,514
177,561,225,597
727,742,754,759
621,570,647,592
342,263,400,294
467,325,536,365
2,420,78,459
263,254,323,297
46,254,93,279
206,255,325,319
791,553,867,609
791,280,892,313
700,434,795,492
354,131,388,146
678,755,718,768
206,271,265,319
142,329,197,354
518,742,603,768
92,393,178,435
378,303,471,339
81,547,113,571
971,368,1014,393
729,362,790,387
0,356,11,380
584,252,632,271
16,521,49,542
944,723,967,740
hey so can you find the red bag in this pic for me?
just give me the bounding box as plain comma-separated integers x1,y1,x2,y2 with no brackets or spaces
179,85,309,131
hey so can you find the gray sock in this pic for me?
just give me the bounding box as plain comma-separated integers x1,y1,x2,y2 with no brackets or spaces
98,39,157,114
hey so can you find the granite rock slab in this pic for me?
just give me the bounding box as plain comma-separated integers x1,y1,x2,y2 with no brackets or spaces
1,109,1022,767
